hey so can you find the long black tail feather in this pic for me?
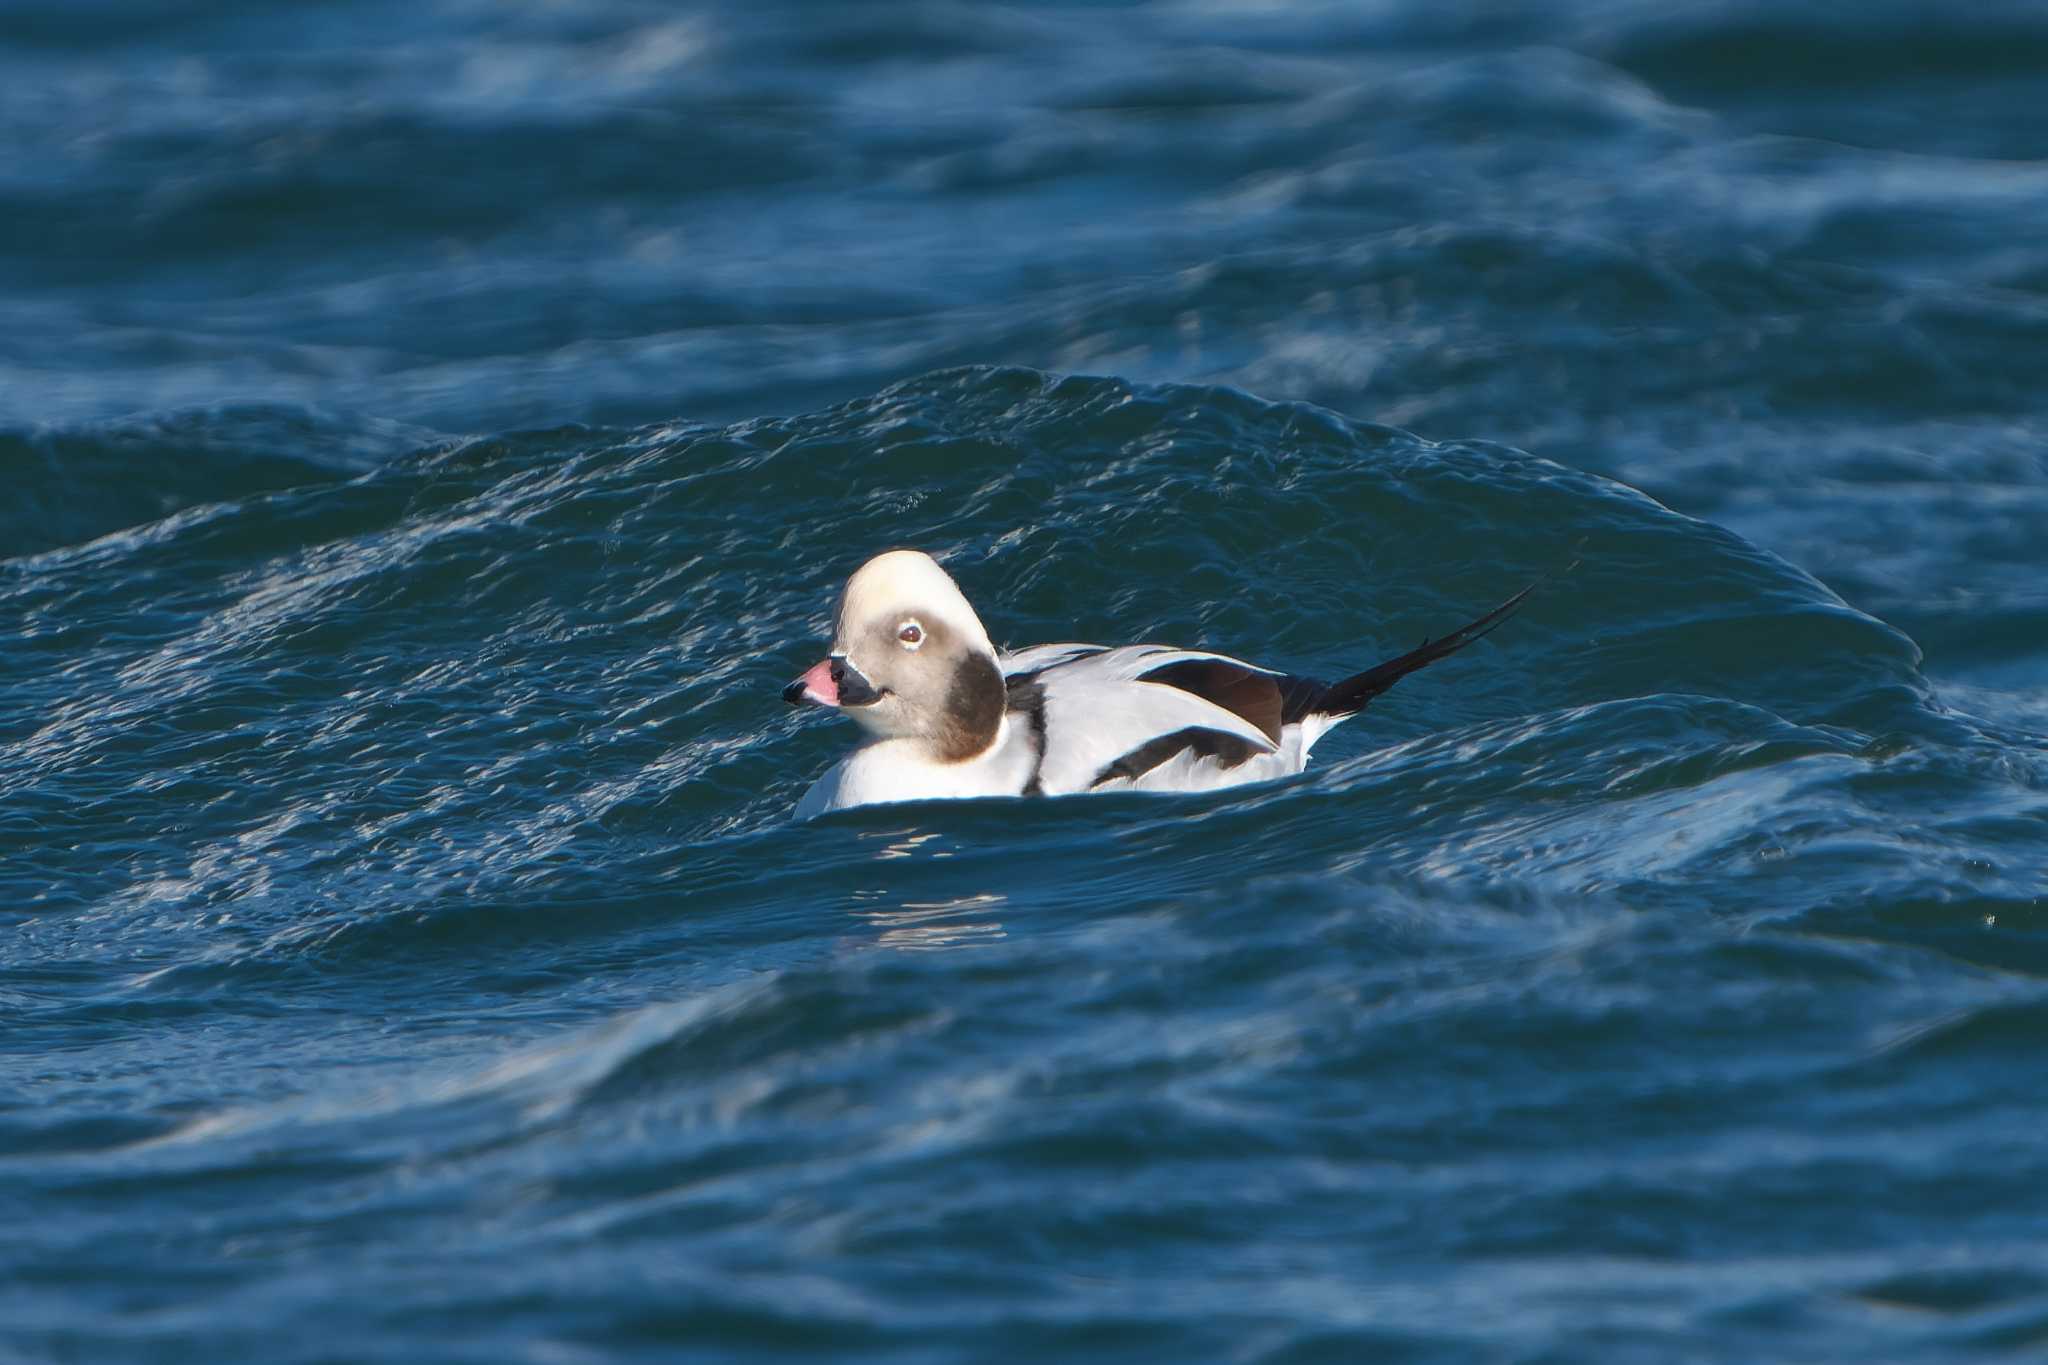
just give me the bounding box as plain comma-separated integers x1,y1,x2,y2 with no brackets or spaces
1306,576,1547,721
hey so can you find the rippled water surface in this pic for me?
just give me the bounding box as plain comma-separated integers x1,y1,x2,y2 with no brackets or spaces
5,2,2048,1360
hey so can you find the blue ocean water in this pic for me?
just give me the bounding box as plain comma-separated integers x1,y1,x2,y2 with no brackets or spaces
4,2,2048,1360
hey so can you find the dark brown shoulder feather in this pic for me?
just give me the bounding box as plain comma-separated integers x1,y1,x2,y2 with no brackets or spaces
1137,658,1322,744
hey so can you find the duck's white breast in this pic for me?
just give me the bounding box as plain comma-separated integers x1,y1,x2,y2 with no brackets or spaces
795,717,1036,818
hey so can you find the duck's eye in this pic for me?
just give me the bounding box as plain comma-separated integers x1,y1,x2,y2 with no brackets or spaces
897,622,923,648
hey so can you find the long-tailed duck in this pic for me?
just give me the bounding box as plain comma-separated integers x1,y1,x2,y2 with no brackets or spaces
783,549,1532,819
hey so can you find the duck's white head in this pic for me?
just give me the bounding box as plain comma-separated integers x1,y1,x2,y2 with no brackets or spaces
783,550,1006,761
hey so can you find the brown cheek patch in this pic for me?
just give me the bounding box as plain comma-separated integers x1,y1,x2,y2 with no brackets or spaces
934,651,1006,761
